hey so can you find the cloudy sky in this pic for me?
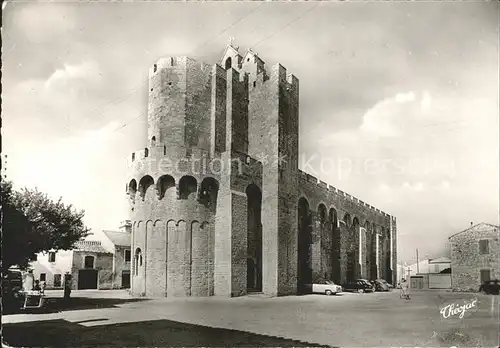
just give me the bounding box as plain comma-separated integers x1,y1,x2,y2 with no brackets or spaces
2,1,498,264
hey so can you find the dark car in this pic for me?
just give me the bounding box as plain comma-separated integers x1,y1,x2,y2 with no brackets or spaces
370,279,390,292
479,280,500,295
342,279,374,293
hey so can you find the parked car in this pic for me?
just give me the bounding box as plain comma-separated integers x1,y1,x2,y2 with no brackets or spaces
342,279,374,293
479,280,500,295
370,279,390,292
311,280,343,295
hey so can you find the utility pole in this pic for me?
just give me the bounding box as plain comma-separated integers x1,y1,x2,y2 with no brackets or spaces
416,248,419,274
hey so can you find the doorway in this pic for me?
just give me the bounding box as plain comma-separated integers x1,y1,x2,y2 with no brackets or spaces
297,197,312,294
78,269,98,289
122,270,131,289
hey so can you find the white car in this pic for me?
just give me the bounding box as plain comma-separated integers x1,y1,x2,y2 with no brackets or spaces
311,280,342,295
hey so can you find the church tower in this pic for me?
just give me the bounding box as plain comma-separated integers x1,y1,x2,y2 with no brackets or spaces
126,40,300,297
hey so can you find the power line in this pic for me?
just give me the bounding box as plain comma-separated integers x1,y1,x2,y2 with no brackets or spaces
252,2,321,49
95,1,320,135
191,3,265,54
73,3,265,134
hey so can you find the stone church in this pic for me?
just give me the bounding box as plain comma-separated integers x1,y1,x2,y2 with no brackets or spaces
126,41,397,297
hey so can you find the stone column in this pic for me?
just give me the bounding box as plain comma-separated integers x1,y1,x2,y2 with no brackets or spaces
311,213,322,282
375,233,380,279
359,227,366,278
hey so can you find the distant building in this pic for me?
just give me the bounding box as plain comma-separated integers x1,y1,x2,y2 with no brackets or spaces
428,257,451,274
31,240,114,290
100,220,132,289
408,257,451,290
449,223,500,292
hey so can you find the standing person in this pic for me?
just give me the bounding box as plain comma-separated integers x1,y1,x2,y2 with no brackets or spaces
401,278,411,300
40,279,46,295
23,271,34,291
400,278,407,299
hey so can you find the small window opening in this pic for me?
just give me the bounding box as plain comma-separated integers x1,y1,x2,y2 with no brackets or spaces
253,81,256,88
225,57,232,70
153,64,157,72
144,148,149,158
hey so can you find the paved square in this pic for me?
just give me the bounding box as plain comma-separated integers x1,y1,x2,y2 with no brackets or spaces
3,290,499,347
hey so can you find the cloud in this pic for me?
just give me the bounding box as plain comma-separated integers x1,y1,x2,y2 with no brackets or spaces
305,86,498,265
359,91,431,138
395,92,416,103
7,121,130,232
45,61,101,90
3,61,137,231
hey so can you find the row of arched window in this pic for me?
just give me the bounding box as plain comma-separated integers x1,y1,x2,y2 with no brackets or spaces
308,201,389,236
128,175,219,203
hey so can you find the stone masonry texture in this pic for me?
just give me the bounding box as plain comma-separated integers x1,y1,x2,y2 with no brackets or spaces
449,223,500,292
126,43,398,298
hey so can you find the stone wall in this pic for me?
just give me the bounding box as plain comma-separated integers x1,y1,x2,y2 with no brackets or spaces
450,224,500,292
71,251,114,290
297,170,394,284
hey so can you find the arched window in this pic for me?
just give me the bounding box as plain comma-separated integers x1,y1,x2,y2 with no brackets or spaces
329,208,338,228
199,177,219,208
343,213,351,228
151,136,156,146
225,57,232,70
134,248,142,276
84,256,95,269
128,179,137,196
157,175,175,200
353,217,360,230
179,176,197,199
144,148,149,158
138,175,154,200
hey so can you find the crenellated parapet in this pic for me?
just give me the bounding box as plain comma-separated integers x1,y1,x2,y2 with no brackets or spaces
296,169,393,227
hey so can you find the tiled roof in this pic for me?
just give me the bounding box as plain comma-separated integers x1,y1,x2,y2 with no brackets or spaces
102,230,131,247
74,241,112,254
448,222,499,240
429,257,451,264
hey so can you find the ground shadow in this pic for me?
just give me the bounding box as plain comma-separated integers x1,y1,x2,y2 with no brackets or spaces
3,297,148,315
2,319,334,347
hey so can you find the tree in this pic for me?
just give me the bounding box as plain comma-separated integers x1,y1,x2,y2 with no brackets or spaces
1,180,90,271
